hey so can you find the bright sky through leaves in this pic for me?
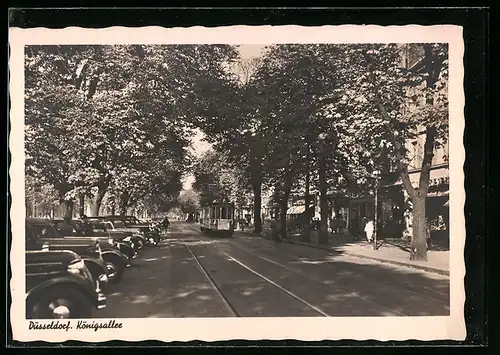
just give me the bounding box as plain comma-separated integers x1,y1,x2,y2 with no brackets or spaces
182,44,267,190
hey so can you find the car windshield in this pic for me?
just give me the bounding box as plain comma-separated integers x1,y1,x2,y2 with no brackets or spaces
112,221,126,228
32,224,57,238
91,223,107,232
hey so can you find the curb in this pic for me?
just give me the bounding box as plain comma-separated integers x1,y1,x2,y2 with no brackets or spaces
237,231,450,277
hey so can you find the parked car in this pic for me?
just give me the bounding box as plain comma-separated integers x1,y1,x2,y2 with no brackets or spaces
26,250,106,319
26,218,127,284
86,218,147,251
80,221,138,260
26,218,109,284
91,216,161,247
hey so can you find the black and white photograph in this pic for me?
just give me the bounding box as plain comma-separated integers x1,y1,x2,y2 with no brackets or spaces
9,25,466,342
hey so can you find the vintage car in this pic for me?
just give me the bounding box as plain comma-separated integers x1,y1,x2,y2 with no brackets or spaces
53,218,138,259
90,216,161,247
26,218,127,284
26,250,106,319
58,219,138,261
85,218,147,250
81,221,139,260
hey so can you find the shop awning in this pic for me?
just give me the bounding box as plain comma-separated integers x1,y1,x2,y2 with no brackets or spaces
382,178,403,188
287,205,305,215
427,191,449,197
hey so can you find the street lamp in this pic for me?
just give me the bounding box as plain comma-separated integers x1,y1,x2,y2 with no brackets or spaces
372,170,381,250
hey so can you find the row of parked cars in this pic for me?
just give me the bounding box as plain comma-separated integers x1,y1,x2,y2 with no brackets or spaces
25,215,165,319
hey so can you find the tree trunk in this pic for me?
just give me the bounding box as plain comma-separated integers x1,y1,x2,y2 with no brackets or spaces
318,148,329,245
411,193,428,261
60,200,74,219
302,158,312,242
406,46,442,260
398,125,436,261
78,194,85,217
279,177,293,239
91,186,107,217
273,184,280,220
119,192,130,216
279,191,289,240
55,183,74,219
252,179,262,234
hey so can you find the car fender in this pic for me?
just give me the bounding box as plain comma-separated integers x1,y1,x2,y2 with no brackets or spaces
81,257,108,279
101,249,127,267
26,276,96,308
115,242,135,258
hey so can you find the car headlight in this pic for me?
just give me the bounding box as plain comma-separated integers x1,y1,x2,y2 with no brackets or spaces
108,238,116,246
123,236,131,242
68,259,86,275
96,242,102,257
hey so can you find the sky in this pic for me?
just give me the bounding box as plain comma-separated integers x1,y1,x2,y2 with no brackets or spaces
181,44,267,191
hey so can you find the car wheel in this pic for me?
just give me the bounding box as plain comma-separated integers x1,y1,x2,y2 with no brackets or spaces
135,239,144,250
104,258,124,283
84,261,107,286
28,286,93,319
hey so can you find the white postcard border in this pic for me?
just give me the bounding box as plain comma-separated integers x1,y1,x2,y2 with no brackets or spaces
9,24,466,342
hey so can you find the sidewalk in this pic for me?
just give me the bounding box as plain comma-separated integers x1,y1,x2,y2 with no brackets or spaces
237,227,450,277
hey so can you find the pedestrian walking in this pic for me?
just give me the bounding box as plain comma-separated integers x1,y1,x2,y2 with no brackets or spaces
364,218,374,243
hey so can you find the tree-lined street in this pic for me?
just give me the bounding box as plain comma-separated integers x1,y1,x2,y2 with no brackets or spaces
26,43,449,263
97,222,449,318
24,43,450,319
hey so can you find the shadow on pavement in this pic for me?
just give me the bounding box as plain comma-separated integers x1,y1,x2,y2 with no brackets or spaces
97,223,450,318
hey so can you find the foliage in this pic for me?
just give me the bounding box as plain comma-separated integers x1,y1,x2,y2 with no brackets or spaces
177,189,200,214
25,44,237,215
191,150,249,207
25,176,59,215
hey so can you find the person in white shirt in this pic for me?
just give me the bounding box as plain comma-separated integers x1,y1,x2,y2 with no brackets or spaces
364,218,374,243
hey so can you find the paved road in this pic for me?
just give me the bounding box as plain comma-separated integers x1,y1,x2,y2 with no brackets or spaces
96,222,450,318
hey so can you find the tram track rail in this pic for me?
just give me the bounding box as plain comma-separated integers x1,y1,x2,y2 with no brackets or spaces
182,230,330,317
185,223,397,316
183,222,449,316
183,241,240,317
232,237,450,308
228,242,408,316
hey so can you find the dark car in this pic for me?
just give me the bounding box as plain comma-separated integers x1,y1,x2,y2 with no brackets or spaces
90,216,161,247
52,218,131,284
86,218,147,251
26,250,106,319
26,218,109,284
76,220,138,261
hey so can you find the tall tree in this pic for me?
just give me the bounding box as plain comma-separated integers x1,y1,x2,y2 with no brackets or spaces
251,44,347,241
25,44,235,217
178,189,200,220
335,43,449,260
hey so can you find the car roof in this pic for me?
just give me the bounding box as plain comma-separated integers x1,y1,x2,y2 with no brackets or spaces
26,218,56,225
88,216,134,219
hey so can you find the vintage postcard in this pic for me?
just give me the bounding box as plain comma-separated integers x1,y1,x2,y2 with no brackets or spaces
9,24,466,342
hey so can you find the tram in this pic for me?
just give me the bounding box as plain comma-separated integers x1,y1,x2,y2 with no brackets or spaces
199,201,235,237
